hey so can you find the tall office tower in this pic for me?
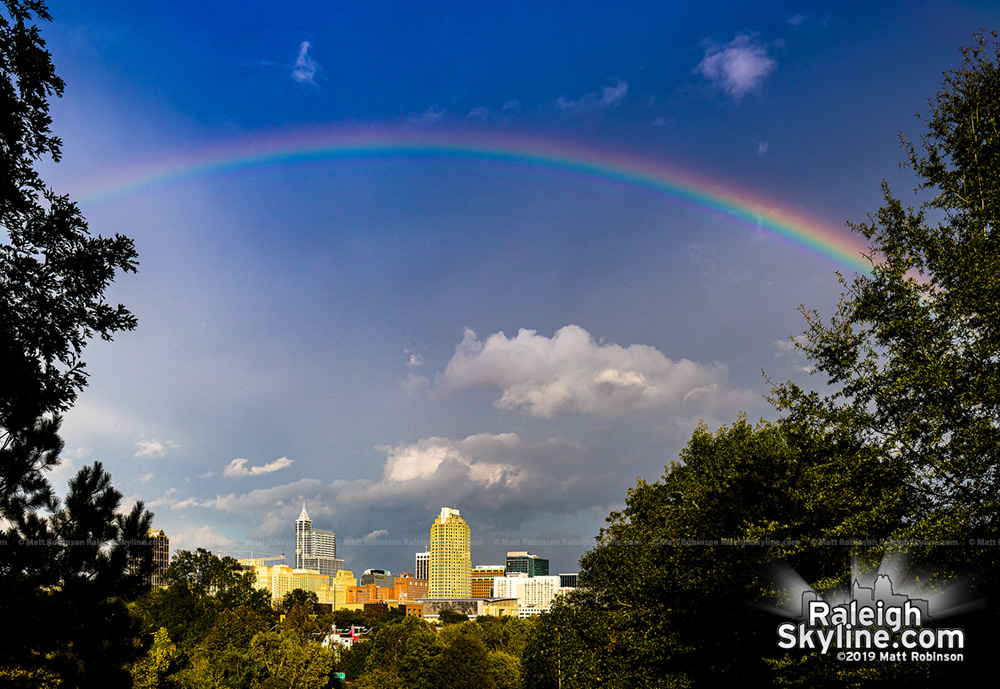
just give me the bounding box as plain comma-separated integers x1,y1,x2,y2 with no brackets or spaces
148,529,170,588
415,551,430,581
295,503,345,582
506,551,549,577
429,507,471,598
295,504,312,570
130,528,170,588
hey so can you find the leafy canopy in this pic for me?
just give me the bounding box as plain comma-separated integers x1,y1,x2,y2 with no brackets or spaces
773,31,1000,529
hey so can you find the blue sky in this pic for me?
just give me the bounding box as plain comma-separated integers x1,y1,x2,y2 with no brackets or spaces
32,1,999,575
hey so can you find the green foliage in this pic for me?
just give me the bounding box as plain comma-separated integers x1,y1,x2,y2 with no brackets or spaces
765,30,1000,682
773,31,1000,550
364,615,443,685
489,650,523,689
352,667,405,689
438,608,470,625
334,638,372,682
571,417,911,686
2,456,155,686
521,598,611,689
0,2,146,684
475,615,532,658
431,634,495,689
1,0,137,435
162,548,273,613
248,630,336,689
134,548,274,656
131,627,181,689
280,588,320,615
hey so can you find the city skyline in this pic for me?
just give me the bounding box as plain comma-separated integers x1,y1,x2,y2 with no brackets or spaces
37,1,1000,577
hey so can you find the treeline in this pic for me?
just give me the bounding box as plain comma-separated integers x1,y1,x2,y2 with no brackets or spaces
128,549,540,688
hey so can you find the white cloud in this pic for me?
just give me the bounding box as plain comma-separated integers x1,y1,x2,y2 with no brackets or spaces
401,373,431,397
224,456,294,478
169,525,241,553
556,80,628,113
411,106,445,124
441,325,754,418
199,431,608,540
134,438,180,459
758,141,770,156
500,100,521,113
138,473,154,484
598,80,628,107
467,106,489,120
364,529,389,540
695,33,777,100
292,41,318,85
379,433,523,485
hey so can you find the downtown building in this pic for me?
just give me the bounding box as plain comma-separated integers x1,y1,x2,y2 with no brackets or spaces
506,551,549,577
493,573,561,616
130,528,170,589
295,503,345,583
428,507,471,598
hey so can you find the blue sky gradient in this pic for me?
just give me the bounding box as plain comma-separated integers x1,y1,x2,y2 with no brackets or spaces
33,1,999,575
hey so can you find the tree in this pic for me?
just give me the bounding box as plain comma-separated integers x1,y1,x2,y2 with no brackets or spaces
134,549,274,655
280,588,320,616
488,650,523,689
1,0,137,433
364,615,443,686
769,31,1000,681
246,630,336,689
521,598,611,689
1,1,144,683
571,417,910,686
131,628,181,689
430,634,495,689
773,31,1000,549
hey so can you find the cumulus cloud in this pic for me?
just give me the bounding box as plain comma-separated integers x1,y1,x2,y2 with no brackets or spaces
292,41,318,85
364,529,389,540
200,430,609,540
695,33,776,99
556,79,628,112
441,325,754,418
134,438,180,459
170,525,241,553
379,433,524,486
224,456,294,478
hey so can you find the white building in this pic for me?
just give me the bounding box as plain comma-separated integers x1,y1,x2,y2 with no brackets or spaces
492,573,560,612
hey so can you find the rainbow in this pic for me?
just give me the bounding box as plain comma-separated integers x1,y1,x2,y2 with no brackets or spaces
76,126,872,274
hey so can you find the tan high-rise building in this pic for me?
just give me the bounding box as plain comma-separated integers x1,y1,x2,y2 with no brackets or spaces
133,528,170,588
429,507,471,598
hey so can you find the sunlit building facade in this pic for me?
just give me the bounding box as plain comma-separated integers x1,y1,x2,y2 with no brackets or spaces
429,507,470,598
